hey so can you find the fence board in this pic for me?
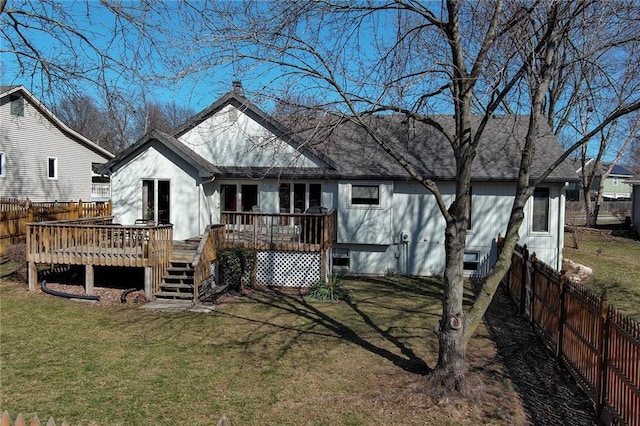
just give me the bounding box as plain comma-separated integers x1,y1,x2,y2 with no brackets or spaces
0,198,111,256
500,241,640,425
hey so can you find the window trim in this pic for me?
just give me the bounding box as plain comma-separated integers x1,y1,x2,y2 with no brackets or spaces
0,151,5,178
350,184,381,207
47,157,58,180
531,187,550,234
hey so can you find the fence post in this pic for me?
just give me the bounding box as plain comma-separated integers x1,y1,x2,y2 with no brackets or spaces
596,291,610,420
529,253,537,323
556,270,567,360
519,245,528,315
26,198,34,223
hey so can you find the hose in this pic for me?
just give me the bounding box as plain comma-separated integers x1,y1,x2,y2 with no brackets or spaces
40,280,100,301
120,288,139,303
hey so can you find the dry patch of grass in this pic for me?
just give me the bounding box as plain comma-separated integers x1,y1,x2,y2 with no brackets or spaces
564,232,640,320
1,276,527,425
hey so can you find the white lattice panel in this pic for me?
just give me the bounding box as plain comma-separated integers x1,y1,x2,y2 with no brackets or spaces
256,250,320,287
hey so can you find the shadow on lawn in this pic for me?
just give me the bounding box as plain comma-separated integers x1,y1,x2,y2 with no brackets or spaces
215,277,438,375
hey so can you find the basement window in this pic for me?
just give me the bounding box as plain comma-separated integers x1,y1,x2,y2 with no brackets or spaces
463,251,479,272
333,248,350,269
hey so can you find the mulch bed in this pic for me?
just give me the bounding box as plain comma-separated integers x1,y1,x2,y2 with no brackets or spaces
485,288,600,425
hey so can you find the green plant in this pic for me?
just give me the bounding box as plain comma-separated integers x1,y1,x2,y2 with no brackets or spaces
218,247,256,291
383,267,397,277
308,274,350,301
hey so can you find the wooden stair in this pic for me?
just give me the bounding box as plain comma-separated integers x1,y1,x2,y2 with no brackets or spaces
155,239,200,301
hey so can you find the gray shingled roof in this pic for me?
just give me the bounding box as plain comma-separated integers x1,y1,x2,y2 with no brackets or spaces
100,88,577,183
301,114,578,182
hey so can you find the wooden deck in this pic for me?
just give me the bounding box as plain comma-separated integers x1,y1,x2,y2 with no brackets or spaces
26,217,173,297
24,210,335,300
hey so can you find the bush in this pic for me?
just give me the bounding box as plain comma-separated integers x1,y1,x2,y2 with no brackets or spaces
218,247,256,291
308,274,350,301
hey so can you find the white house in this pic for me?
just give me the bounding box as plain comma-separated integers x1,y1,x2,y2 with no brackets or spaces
100,84,577,279
0,85,114,202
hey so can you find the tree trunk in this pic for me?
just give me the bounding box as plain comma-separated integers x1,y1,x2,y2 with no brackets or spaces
430,218,469,393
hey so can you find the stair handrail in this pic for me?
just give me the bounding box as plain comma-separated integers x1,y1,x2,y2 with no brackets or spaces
191,225,225,302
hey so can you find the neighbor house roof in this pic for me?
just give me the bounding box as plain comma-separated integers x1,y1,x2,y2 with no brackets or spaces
0,85,114,160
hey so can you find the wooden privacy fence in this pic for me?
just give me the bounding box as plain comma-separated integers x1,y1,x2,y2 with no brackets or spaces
0,198,111,256
499,239,640,426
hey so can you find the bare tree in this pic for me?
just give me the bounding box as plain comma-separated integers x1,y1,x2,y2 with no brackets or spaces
1,0,212,133
190,0,640,392
542,3,640,226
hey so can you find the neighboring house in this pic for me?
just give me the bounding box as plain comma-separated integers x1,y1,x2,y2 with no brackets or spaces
628,177,640,235
99,83,577,277
567,159,634,201
0,85,114,202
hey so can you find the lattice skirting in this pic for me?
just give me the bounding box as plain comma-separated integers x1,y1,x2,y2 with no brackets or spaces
255,250,321,287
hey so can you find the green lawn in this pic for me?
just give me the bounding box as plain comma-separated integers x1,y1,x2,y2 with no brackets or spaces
564,232,640,320
0,277,526,425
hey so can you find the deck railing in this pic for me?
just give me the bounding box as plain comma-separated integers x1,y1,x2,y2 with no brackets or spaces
192,224,225,301
26,218,173,295
220,210,335,252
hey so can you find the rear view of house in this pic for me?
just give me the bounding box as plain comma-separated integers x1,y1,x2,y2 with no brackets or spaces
100,83,577,282
0,85,114,202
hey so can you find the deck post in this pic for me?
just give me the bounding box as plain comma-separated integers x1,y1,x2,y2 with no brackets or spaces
85,264,94,295
144,267,153,300
28,261,38,291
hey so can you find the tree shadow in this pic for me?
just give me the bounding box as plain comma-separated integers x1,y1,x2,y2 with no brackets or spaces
213,279,435,375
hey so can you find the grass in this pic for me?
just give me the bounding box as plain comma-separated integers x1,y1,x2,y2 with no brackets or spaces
564,232,640,320
1,276,527,425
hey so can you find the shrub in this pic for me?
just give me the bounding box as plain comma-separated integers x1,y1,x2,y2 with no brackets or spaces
308,274,350,301
218,247,256,291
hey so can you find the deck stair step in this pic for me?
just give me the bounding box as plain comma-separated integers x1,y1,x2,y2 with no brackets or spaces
155,239,200,300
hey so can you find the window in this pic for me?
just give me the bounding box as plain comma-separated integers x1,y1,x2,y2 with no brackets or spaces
279,182,323,213
351,184,379,205
463,251,479,272
221,184,237,212
612,177,619,187
47,157,58,179
532,187,550,232
333,248,350,268
10,95,24,116
241,184,258,211
0,152,5,177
